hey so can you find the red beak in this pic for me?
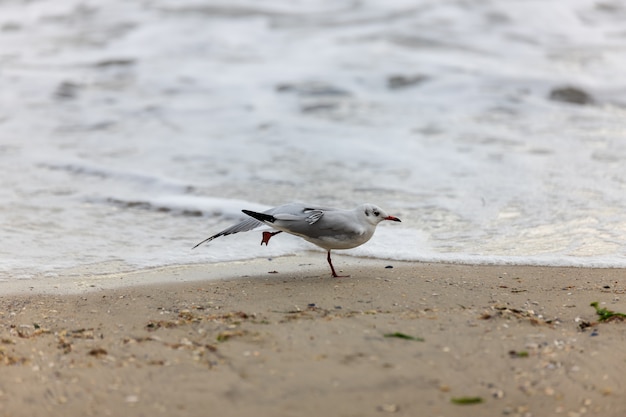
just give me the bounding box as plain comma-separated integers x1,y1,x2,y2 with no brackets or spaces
384,216,401,222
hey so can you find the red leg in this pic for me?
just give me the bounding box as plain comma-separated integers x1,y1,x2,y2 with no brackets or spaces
327,250,349,278
261,231,282,246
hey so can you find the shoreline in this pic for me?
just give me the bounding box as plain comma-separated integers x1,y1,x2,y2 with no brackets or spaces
3,253,625,295
0,254,401,295
1,261,625,416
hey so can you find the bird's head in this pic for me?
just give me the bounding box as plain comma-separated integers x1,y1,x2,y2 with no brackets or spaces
361,204,401,225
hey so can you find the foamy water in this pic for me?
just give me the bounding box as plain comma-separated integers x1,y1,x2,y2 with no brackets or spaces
2,0,626,282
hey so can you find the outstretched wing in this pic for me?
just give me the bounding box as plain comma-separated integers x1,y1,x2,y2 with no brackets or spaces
192,217,263,249
193,203,334,249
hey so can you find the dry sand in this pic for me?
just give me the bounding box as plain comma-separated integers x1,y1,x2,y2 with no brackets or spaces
1,255,625,417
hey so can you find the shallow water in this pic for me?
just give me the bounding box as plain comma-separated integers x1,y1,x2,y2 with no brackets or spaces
2,0,626,281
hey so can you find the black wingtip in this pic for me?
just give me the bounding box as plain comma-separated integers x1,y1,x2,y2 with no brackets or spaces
192,235,217,249
242,209,275,223
191,238,209,249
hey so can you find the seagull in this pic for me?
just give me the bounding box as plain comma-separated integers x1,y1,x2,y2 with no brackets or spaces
192,203,401,277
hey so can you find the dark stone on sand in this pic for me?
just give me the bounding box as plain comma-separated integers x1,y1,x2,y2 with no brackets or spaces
549,86,594,105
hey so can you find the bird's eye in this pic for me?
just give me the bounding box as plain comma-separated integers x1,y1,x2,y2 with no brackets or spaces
373,210,380,216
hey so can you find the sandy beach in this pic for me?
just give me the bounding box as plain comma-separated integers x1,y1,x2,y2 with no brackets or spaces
1,256,625,417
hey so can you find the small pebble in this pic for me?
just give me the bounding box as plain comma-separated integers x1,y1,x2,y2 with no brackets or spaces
385,265,393,269
378,404,399,413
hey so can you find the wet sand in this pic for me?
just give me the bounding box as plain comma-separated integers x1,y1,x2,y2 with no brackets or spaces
1,257,625,417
